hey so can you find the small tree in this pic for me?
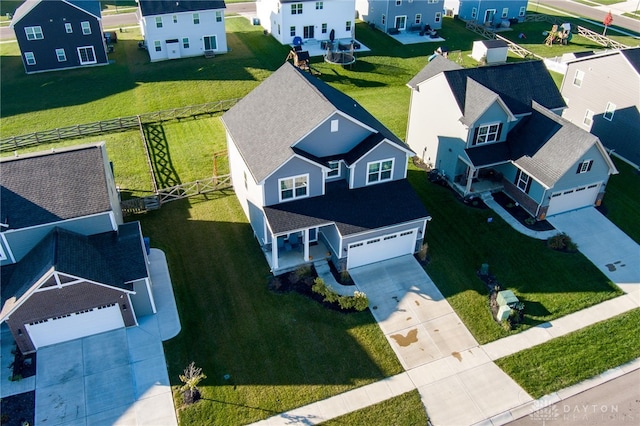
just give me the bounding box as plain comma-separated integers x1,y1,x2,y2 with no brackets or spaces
179,362,207,404
603,11,613,36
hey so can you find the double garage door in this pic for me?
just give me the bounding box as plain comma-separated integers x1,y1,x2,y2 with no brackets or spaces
25,304,124,349
546,183,600,217
347,229,417,269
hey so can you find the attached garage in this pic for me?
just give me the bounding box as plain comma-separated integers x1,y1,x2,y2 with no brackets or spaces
347,229,417,269
24,303,124,349
546,183,600,217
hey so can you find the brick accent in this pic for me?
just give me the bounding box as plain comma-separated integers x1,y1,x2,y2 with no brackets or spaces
502,179,541,219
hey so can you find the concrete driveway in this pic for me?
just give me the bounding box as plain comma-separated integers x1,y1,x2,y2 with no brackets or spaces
547,208,640,296
350,256,532,425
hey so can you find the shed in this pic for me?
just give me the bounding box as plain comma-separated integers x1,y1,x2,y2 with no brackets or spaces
472,39,508,64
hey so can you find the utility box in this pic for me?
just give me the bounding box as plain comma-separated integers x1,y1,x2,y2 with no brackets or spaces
497,290,519,307
497,304,512,321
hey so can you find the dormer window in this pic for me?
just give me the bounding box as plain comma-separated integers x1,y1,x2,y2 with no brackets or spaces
327,161,340,177
279,174,308,201
367,159,393,184
473,123,501,145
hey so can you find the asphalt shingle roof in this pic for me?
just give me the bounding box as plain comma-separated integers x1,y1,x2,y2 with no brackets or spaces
621,47,640,75
263,179,430,236
460,77,500,126
138,0,225,16
0,144,112,231
11,0,101,26
406,55,463,89
222,62,409,183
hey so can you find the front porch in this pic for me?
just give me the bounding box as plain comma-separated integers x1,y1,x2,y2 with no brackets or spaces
263,239,332,276
451,167,504,198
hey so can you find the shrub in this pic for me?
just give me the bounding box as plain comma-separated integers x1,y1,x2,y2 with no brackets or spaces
312,278,369,311
294,265,313,280
418,243,428,262
547,232,578,252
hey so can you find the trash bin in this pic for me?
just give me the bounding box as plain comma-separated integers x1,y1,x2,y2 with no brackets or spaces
252,18,260,25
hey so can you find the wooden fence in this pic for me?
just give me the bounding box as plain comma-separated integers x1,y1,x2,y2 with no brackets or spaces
0,98,240,152
466,21,540,60
577,26,629,49
524,14,564,25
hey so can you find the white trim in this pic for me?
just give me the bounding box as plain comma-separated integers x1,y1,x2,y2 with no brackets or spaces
291,111,378,151
366,158,394,185
258,153,324,185
77,45,97,64
603,102,616,121
0,211,116,236
473,122,502,145
1,232,16,263
350,139,415,168
326,160,341,178
278,173,309,202
573,69,584,87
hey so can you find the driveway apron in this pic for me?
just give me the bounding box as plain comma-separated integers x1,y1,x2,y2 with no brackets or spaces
350,256,532,425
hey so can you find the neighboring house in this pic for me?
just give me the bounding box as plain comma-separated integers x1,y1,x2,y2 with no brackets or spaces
222,62,430,275
9,0,109,74
0,143,156,354
137,0,228,62
356,0,443,33
256,0,355,45
560,47,640,168
406,57,618,220
444,0,527,25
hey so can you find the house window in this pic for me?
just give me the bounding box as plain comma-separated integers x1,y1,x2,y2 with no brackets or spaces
77,46,96,64
583,109,594,127
322,23,327,33
65,23,72,33
173,15,177,23
25,26,43,40
396,0,402,6
573,70,584,87
55,48,66,62
519,6,526,17
183,37,190,49
204,35,217,50
193,13,200,24
515,169,531,193
603,102,616,121
435,12,441,23
154,40,162,52
471,7,477,19
576,160,593,174
346,21,352,31
216,11,223,22
278,24,281,34
331,119,339,132
316,2,323,10
290,26,296,36
279,175,308,201
81,21,91,35
327,161,340,177
382,14,386,25
155,17,163,28
474,123,501,144
427,0,437,3
502,8,509,18
415,14,422,24
367,159,394,184
24,52,36,65
291,3,303,14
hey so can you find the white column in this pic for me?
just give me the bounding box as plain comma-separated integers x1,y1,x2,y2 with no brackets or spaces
303,229,310,261
272,236,279,269
465,166,475,194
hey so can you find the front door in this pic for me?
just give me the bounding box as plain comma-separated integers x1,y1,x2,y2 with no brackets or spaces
394,15,407,31
484,9,496,24
203,35,217,51
303,25,314,39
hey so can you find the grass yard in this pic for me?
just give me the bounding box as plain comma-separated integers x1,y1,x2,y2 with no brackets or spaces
496,308,640,399
322,390,428,425
600,158,640,243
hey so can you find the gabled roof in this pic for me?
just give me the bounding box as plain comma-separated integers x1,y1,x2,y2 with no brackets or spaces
0,143,113,231
263,179,430,235
460,77,500,126
564,47,640,76
621,47,640,75
222,62,409,183
10,0,101,27
1,223,147,319
479,40,508,49
409,59,566,115
138,0,226,16
406,55,463,89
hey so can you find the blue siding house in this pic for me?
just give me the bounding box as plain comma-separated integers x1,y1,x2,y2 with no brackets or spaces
10,0,109,74
356,0,444,33
444,0,527,25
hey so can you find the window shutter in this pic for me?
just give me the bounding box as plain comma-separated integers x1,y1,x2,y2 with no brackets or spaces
472,127,479,144
525,176,532,193
576,163,582,174
587,160,593,172
497,123,503,141
514,169,521,184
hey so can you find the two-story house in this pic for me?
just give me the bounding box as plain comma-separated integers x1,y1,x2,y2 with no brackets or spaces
356,0,443,33
560,47,640,168
137,0,228,61
10,0,109,74
444,0,527,25
406,57,617,220
222,63,430,274
256,0,356,45
0,143,156,354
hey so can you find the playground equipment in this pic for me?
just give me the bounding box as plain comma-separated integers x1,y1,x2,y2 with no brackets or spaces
286,46,311,71
324,41,356,67
544,23,572,46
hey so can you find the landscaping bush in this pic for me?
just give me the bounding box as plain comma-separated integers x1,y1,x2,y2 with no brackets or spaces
312,278,369,311
547,232,578,252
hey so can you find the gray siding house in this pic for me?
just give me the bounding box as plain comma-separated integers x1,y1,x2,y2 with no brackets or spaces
0,144,156,354
406,57,618,220
222,63,431,275
560,47,640,168
356,0,443,33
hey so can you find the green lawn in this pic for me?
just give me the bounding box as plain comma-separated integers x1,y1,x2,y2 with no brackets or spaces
496,308,640,398
601,158,640,243
322,390,428,425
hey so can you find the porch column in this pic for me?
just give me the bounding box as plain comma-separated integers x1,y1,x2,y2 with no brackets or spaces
465,166,475,193
272,236,279,270
303,229,310,261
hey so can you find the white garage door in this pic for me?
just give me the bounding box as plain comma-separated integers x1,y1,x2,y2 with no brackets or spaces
347,229,417,269
546,183,600,217
25,304,124,349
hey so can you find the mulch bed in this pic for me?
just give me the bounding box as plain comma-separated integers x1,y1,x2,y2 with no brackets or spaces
492,192,555,231
1,391,35,426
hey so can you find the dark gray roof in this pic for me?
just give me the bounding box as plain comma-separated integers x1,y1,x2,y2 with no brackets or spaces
222,62,409,183
480,40,508,49
409,60,566,114
1,223,147,310
0,144,112,231
139,0,226,16
621,47,640,75
263,180,430,235
460,77,500,126
11,0,101,26
407,55,463,89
